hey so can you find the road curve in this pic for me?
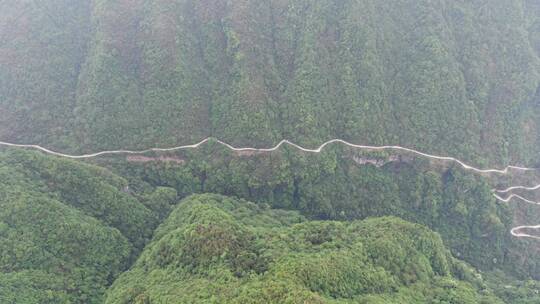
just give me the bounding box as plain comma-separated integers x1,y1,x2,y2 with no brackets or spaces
511,225,540,241
495,183,540,193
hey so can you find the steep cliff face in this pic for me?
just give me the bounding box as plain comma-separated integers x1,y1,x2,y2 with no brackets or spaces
0,0,92,146
0,0,538,166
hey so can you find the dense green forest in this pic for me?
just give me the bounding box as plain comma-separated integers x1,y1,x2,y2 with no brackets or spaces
105,194,502,303
0,150,158,303
1,0,540,303
0,149,539,303
108,143,540,278
0,0,539,166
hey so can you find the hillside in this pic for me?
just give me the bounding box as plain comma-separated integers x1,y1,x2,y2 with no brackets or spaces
0,149,537,303
105,194,505,303
0,149,159,303
0,0,539,166
0,0,539,303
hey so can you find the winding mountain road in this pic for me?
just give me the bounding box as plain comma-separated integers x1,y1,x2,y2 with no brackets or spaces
1,137,538,240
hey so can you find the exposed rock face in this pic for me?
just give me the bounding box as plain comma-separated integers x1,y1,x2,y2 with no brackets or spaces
352,154,409,167
126,155,185,164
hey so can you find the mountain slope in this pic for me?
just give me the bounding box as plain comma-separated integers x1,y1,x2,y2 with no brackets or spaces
0,0,538,166
0,148,538,303
0,1,539,303
0,149,158,303
104,194,504,304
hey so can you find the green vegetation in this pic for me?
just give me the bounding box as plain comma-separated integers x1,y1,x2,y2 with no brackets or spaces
105,194,503,303
0,0,539,303
0,0,538,166
111,147,538,280
0,149,538,303
0,149,157,303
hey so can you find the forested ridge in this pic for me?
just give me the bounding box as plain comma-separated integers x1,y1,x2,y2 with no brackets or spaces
1,0,540,303
104,194,504,303
1,147,539,303
0,150,156,302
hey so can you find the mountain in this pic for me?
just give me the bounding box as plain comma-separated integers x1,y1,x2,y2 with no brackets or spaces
0,0,539,303
0,149,538,303
104,194,504,304
1,0,539,166
0,149,157,303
